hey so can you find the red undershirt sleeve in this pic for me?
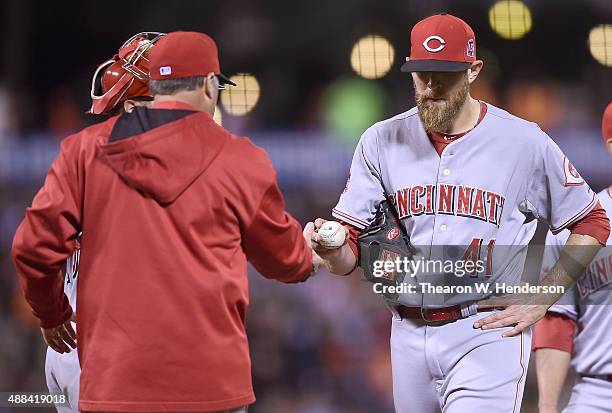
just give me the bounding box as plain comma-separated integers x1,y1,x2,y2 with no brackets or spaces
335,219,361,275
567,200,610,246
532,312,576,353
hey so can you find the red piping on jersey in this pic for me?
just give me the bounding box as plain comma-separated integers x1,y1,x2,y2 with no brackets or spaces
332,208,369,228
568,200,610,246
512,332,527,413
551,193,597,234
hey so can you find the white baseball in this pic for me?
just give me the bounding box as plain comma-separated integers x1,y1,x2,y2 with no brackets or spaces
317,221,346,248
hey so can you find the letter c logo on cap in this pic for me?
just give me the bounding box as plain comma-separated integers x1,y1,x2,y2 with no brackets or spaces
422,35,446,53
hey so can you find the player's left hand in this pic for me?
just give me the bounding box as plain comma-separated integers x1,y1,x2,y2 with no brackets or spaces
473,300,548,337
41,318,77,353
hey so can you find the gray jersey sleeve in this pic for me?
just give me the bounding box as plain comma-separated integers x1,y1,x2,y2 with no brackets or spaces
523,130,596,233
332,128,385,229
541,229,579,319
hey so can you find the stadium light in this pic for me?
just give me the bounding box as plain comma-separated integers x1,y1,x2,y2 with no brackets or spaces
489,0,532,40
350,35,395,79
220,74,261,116
589,25,612,67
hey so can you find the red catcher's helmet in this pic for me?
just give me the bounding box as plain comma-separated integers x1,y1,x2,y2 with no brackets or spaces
89,32,166,115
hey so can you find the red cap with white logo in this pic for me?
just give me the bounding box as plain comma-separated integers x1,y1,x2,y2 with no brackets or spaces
401,13,476,73
149,31,235,86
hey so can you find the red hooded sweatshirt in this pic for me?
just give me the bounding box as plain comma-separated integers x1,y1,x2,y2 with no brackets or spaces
12,102,313,412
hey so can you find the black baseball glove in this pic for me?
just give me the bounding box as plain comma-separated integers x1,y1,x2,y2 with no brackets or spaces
358,199,416,301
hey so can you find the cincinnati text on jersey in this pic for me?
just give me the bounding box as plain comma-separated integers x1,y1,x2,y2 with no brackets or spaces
577,252,612,298
394,184,505,226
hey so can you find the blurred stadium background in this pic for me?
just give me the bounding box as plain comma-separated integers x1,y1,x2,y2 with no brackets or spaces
0,0,611,412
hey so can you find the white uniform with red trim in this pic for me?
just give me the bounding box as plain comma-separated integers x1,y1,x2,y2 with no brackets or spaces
45,248,80,413
540,187,612,413
333,103,596,413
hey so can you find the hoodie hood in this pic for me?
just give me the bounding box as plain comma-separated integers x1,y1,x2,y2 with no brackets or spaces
97,109,228,205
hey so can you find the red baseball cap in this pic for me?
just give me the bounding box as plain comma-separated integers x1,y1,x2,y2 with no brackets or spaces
401,13,476,73
149,31,235,86
603,102,612,143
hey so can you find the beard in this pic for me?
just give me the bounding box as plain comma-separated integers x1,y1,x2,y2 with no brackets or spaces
415,75,469,133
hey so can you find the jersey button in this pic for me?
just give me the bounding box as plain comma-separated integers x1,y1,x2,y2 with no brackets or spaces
440,224,448,231
443,169,451,176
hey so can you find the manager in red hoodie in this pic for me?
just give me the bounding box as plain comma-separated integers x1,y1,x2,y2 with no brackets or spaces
12,31,316,413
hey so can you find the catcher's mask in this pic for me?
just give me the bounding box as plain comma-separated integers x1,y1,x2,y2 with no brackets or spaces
89,31,166,115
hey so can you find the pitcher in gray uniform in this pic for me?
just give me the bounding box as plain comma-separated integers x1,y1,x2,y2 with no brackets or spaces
534,102,612,413
304,14,609,413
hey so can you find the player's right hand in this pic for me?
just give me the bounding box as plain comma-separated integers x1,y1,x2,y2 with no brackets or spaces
42,318,76,354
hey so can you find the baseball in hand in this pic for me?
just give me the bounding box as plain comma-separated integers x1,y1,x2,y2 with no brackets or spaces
317,221,346,249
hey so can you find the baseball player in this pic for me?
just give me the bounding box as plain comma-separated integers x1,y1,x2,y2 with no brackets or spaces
305,14,610,413
533,102,612,413
42,32,164,413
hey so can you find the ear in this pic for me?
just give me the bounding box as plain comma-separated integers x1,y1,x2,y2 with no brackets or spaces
204,72,217,99
123,100,136,113
467,60,484,83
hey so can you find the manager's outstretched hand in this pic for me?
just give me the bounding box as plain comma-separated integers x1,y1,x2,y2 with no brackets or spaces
303,222,325,273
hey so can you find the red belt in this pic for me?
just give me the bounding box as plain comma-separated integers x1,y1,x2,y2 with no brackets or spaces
580,374,612,382
397,304,496,323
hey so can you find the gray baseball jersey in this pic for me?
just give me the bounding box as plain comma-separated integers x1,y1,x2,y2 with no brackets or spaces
333,103,597,413
333,104,596,307
541,187,612,376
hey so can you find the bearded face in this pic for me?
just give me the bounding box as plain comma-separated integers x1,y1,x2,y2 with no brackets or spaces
414,72,469,133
